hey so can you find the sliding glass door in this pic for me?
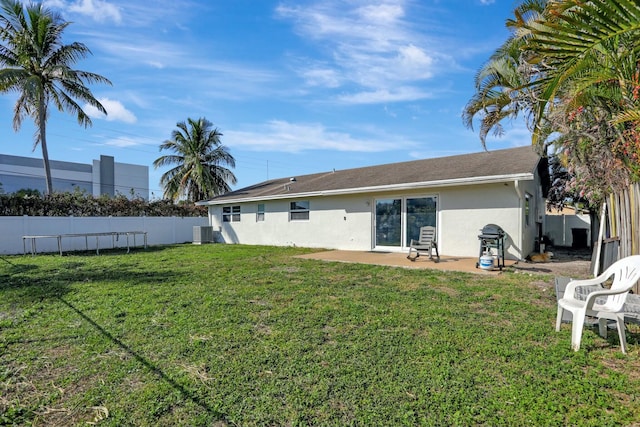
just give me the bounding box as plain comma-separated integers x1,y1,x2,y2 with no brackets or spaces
406,196,437,245
374,196,437,250
375,198,402,248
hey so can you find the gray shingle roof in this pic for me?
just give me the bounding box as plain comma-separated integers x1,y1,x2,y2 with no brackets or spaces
202,145,542,204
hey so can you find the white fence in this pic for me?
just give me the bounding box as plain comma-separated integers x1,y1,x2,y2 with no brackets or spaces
545,214,591,248
0,216,209,255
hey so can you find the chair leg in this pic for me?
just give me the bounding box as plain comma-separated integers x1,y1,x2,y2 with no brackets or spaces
615,316,628,354
556,306,565,332
570,310,586,351
407,248,415,260
598,318,608,338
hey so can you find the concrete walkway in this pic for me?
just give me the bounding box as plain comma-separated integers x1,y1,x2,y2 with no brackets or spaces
295,250,518,274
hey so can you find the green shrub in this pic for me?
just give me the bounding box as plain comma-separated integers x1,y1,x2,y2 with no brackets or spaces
0,190,206,217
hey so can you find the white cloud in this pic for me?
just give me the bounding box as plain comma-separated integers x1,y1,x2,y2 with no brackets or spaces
80,31,279,98
102,137,140,147
357,3,405,24
338,87,433,104
224,120,416,153
302,67,342,88
396,44,433,78
84,98,137,124
47,0,122,23
276,0,450,102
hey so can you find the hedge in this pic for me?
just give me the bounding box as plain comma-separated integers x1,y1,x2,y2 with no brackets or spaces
0,191,207,217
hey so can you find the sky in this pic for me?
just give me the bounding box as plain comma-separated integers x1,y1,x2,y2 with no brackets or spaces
0,0,529,199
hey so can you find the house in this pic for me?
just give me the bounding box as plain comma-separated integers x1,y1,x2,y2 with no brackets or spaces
199,146,549,260
0,154,149,199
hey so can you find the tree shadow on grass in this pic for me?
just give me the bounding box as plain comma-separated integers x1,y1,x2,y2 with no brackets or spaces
59,244,171,257
57,296,229,423
0,262,68,300
0,248,186,302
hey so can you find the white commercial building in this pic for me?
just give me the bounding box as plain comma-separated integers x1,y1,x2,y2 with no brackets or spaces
0,153,149,200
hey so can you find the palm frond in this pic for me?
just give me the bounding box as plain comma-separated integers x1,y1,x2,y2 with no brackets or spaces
612,109,640,125
154,117,237,201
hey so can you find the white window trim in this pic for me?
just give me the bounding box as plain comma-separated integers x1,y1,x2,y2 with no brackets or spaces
257,203,265,222
290,200,310,221
222,205,241,222
525,193,532,227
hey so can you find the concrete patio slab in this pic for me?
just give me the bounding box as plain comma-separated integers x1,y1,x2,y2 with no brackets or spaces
295,250,517,274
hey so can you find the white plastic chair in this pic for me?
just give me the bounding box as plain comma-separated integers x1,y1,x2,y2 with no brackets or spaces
556,255,640,353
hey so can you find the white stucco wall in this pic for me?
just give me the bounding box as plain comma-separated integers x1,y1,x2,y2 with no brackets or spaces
436,180,542,260
438,183,519,259
211,194,373,250
207,178,542,260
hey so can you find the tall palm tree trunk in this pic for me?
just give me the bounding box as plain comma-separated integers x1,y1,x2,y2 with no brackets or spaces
37,91,53,195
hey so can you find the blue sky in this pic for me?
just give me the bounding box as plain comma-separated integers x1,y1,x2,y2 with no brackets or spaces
0,0,529,198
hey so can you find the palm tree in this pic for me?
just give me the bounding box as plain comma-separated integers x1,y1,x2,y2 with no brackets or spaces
523,0,640,194
465,0,640,202
154,117,237,202
525,0,640,128
0,0,111,195
461,36,533,148
462,0,547,149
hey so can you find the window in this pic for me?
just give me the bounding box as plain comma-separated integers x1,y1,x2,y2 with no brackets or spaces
525,193,531,227
222,205,241,222
257,203,265,222
290,201,309,221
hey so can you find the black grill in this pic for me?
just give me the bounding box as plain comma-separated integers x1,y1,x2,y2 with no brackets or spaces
478,223,505,239
477,223,506,270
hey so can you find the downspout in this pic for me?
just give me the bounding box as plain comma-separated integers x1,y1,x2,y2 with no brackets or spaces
514,180,524,260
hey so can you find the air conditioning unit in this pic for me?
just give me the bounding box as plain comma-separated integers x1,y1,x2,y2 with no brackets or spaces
193,226,214,244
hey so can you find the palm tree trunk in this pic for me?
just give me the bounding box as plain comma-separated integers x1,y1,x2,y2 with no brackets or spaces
37,94,53,195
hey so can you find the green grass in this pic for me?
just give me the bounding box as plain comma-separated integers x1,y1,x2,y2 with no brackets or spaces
1,244,640,426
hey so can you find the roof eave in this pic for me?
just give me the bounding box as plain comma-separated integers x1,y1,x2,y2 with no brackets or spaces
199,173,535,206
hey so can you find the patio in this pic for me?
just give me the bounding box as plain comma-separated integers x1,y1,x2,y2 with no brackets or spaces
296,247,593,277
296,250,513,274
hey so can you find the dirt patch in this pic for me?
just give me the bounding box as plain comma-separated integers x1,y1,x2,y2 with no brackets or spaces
511,247,593,279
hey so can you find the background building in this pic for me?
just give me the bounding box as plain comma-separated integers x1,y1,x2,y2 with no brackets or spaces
0,154,149,200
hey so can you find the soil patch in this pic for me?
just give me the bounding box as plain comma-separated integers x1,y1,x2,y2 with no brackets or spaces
511,247,592,278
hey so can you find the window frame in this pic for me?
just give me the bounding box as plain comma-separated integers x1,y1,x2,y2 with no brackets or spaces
222,205,241,222
256,203,265,222
289,200,310,221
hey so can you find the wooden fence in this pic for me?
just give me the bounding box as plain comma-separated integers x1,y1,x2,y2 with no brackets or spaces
594,183,640,291
607,184,640,258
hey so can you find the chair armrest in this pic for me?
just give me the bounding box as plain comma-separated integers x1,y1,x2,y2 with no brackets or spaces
565,280,605,300
583,287,633,310
564,266,619,298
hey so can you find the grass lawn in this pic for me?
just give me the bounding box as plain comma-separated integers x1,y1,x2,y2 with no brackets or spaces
2,244,640,426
